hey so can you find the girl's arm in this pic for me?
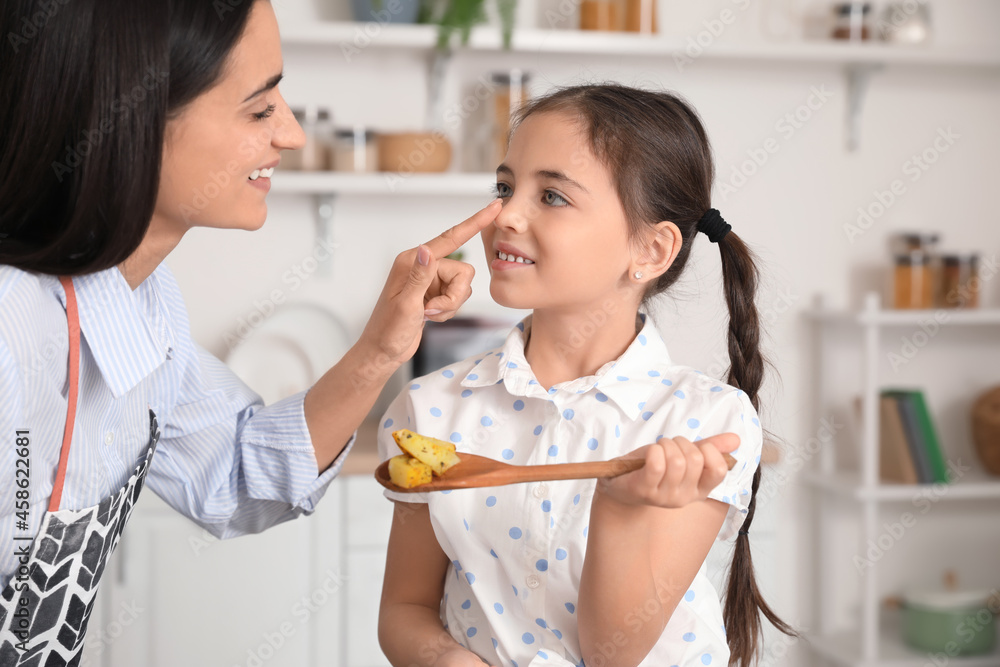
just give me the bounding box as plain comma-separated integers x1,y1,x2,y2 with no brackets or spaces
577,433,738,667
379,502,493,667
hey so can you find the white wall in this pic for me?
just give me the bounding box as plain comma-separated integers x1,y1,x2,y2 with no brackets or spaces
165,0,1000,664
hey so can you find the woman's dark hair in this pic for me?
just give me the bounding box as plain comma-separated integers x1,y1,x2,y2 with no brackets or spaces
0,0,257,275
516,84,796,666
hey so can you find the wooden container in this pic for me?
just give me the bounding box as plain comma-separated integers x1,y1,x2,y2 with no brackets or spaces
972,386,1000,476
377,132,452,173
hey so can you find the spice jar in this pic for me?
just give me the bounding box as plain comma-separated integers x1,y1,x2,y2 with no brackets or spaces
487,70,530,171
939,254,980,309
332,127,378,172
281,107,333,171
891,232,940,256
893,251,934,309
580,0,620,31
831,2,871,41
624,0,656,33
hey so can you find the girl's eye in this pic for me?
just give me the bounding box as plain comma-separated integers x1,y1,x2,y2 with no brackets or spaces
253,103,276,121
543,190,568,207
493,182,513,198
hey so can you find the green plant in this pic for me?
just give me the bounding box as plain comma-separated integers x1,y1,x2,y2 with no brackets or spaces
420,0,517,49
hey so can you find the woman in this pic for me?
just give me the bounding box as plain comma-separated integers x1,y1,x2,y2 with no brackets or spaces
0,0,499,662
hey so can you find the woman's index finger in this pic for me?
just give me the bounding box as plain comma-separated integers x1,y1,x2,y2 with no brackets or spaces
424,199,502,259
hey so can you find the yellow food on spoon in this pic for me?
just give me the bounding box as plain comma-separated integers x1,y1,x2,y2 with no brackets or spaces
392,429,461,476
387,455,433,488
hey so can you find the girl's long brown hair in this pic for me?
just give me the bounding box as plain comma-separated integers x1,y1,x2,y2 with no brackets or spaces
516,84,797,665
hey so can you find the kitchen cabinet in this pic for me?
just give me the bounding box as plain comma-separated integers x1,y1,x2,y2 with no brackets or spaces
803,292,1000,666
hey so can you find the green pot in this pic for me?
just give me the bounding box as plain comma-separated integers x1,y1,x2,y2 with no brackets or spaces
901,590,998,656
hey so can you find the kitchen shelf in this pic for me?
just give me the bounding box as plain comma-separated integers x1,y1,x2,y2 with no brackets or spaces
805,305,1000,327
810,629,1000,667
803,470,1000,502
281,22,1000,68
270,171,496,196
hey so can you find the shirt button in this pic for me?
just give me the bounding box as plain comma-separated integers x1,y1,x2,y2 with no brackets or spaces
526,575,541,589
533,484,549,499
104,432,114,445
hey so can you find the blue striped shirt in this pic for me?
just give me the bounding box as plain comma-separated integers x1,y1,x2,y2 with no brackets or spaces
0,262,353,590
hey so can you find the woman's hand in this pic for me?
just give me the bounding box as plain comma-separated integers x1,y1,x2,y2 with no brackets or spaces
359,199,502,367
434,648,496,667
596,433,740,508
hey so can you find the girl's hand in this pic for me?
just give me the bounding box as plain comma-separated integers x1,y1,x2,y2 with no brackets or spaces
596,433,740,508
359,200,502,366
434,647,497,667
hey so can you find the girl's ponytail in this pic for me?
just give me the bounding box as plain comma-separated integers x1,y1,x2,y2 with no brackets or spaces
717,231,798,665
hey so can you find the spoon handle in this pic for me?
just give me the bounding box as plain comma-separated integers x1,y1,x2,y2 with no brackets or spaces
512,451,738,484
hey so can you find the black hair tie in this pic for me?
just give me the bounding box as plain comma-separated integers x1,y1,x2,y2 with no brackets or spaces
738,528,749,536
698,208,731,243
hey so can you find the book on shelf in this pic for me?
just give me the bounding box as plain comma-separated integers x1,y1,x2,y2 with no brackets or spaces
878,394,919,484
882,389,950,485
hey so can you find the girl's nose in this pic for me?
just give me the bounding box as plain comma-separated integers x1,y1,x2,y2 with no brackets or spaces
493,195,531,233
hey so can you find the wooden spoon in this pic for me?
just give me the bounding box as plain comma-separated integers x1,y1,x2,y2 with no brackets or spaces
375,451,738,493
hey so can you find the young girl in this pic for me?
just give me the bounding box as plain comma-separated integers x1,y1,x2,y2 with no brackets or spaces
377,84,793,667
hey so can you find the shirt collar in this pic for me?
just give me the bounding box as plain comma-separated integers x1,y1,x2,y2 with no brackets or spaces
460,312,672,420
57,266,172,398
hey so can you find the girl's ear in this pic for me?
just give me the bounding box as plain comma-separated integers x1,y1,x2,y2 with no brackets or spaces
632,220,682,281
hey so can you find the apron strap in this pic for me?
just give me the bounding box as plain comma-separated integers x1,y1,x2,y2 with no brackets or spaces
49,276,81,512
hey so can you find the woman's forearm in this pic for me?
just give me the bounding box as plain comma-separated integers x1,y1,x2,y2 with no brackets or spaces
577,492,678,667
303,338,400,471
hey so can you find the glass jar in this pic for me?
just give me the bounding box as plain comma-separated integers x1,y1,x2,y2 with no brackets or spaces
580,0,620,31
293,106,333,171
831,2,871,41
893,251,934,310
487,70,531,171
624,0,656,33
939,254,980,309
890,232,940,256
332,127,378,172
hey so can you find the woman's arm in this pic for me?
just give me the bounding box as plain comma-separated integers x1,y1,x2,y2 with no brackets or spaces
379,502,491,667
577,433,737,667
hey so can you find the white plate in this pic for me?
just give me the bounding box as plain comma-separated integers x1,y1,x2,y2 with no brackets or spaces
225,302,351,405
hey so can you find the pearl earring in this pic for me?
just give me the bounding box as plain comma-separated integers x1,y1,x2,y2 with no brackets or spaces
633,271,643,280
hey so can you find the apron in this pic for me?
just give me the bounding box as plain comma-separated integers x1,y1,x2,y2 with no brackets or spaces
0,276,160,667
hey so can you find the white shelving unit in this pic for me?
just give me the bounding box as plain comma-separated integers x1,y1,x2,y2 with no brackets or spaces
270,171,496,196
803,292,1000,667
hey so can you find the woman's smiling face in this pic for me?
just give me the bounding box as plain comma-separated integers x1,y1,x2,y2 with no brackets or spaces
482,111,637,313
155,0,304,233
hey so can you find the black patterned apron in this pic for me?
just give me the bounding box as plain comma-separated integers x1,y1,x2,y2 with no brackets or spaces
0,276,159,667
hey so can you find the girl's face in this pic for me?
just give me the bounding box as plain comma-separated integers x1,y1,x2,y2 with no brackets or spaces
482,111,639,313
155,0,304,233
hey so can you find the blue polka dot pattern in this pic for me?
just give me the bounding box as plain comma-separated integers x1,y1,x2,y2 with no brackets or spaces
507,362,518,369
465,572,475,584
481,416,493,426
383,418,393,428
687,418,700,428
536,559,548,571
490,549,498,558
461,389,473,398
502,449,514,460
648,370,660,377
638,334,647,345
533,425,543,436
509,527,522,539
685,590,695,602
463,519,470,531
702,654,712,665
468,373,479,380
430,407,442,417
493,638,499,649
711,386,723,392
494,603,504,614
410,383,421,390
538,651,548,659
562,409,574,420
617,375,629,382
752,417,760,426
615,425,621,437
539,499,551,512
522,633,534,645
573,494,581,505
661,378,673,386
642,411,653,421
548,445,559,457
513,399,525,411
553,629,563,639
486,496,497,507
536,618,547,628
683,632,696,642
565,602,576,613
675,390,686,399
443,369,455,378
462,599,472,609
587,438,598,450
556,548,568,560
595,392,609,402
467,627,477,637
450,432,462,442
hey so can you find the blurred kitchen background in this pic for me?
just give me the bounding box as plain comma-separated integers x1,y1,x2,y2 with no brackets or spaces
83,0,1000,665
